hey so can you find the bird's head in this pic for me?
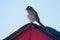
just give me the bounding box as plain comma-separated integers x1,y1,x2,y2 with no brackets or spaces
26,6,33,10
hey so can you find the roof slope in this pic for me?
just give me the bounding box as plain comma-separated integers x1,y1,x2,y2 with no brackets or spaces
3,23,60,40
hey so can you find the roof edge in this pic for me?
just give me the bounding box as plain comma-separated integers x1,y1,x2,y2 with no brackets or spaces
3,23,60,40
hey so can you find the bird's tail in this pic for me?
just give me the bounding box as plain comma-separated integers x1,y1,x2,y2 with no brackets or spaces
37,21,45,28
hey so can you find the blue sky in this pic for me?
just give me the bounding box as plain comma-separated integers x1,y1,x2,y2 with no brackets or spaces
0,0,60,40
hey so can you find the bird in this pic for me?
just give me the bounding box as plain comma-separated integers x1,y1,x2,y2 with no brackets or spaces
25,6,45,27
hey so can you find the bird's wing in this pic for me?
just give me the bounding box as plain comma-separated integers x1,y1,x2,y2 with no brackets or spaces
34,10,40,21
34,10,45,27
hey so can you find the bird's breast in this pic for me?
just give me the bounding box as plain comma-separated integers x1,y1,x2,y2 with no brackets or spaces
26,10,36,22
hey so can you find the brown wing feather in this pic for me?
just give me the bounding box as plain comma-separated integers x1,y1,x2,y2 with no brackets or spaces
34,10,40,21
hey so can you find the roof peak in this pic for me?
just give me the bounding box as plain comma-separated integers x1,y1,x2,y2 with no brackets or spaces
3,23,60,40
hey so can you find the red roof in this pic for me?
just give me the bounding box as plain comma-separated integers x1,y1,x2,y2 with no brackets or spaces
13,26,52,40
3,23,60,40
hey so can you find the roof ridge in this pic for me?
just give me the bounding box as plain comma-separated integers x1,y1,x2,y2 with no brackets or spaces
3,23,59,40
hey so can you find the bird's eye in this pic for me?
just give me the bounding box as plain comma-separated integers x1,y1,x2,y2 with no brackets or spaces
29,7,32,9
28,6,32,8
26,6,32,10
29,7,30,8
